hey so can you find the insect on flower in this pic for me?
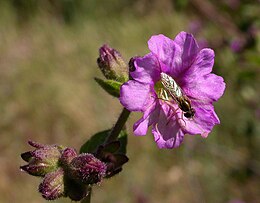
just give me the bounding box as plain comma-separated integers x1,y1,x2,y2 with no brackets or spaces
160,72,195,119
120,32,226,148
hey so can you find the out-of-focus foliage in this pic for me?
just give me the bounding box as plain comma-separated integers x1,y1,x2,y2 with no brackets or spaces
0,0,260,202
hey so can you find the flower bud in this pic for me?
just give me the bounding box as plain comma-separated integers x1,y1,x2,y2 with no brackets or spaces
38,168,65,200
97,44,128,82
20,141,62,176
60,147,78,167
68,153,107,185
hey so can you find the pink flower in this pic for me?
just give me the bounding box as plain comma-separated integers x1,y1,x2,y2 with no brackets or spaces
120,32,225,149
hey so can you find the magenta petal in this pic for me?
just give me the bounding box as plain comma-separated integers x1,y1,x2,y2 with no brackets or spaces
152,124,184,149
120,80,155,112
148,34,176,73
133,101,160,136
131,53,161,84
151,104,184,149
148,32,199,79
133,117,149,136
179,48,215,85
183,102,220,137
173,32,199,60
133,100,158,136
169,32,199,77
180,48,225,102
184,73,225,103
186,48,215,77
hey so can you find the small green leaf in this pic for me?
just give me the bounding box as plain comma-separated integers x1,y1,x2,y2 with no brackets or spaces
94,77,122,98
80,130,110,153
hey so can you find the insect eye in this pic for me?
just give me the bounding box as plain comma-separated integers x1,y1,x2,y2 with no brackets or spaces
184,113,190,118
184,112,191,118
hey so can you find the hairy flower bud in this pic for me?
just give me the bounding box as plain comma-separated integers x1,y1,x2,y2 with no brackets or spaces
60,147,77,167
97,44,128,82
68,153,107,185
20,141,62,176
38,168,65,200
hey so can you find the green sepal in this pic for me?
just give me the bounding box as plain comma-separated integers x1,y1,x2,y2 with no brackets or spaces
94,77,122,98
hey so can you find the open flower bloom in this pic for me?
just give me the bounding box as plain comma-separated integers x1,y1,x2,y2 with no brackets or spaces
120,32,225,149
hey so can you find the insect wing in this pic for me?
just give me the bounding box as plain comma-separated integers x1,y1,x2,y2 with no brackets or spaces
160,73,182,99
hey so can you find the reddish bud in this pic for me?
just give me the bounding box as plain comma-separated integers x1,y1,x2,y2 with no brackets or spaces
20,141,62,176
97,44,128,82
38,168,65,200
68,153,107,185
60,147,78,166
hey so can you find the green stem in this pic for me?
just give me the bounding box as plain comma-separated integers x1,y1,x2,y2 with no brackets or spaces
80,187,92,203
106,108,131,143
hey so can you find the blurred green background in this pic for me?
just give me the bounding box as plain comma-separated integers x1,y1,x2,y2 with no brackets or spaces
0,0,260,202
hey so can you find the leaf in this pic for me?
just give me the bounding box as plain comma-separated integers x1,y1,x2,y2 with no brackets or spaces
79,129,128,154
80,130,110,153
94,77,122,98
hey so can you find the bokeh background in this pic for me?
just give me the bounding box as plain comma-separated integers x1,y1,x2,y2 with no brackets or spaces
0,0,260,202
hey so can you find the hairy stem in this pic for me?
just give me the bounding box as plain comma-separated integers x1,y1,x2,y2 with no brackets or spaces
80,187,92,203
106,108,131,143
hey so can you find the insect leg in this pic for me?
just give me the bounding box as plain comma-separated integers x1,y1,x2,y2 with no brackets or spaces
165,101,186,128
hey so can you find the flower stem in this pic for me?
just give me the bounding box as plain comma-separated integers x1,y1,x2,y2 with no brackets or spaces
80,187,92,203
106,108,131,143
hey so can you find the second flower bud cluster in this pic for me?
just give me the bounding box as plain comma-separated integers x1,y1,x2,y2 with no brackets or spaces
20,141,107,201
